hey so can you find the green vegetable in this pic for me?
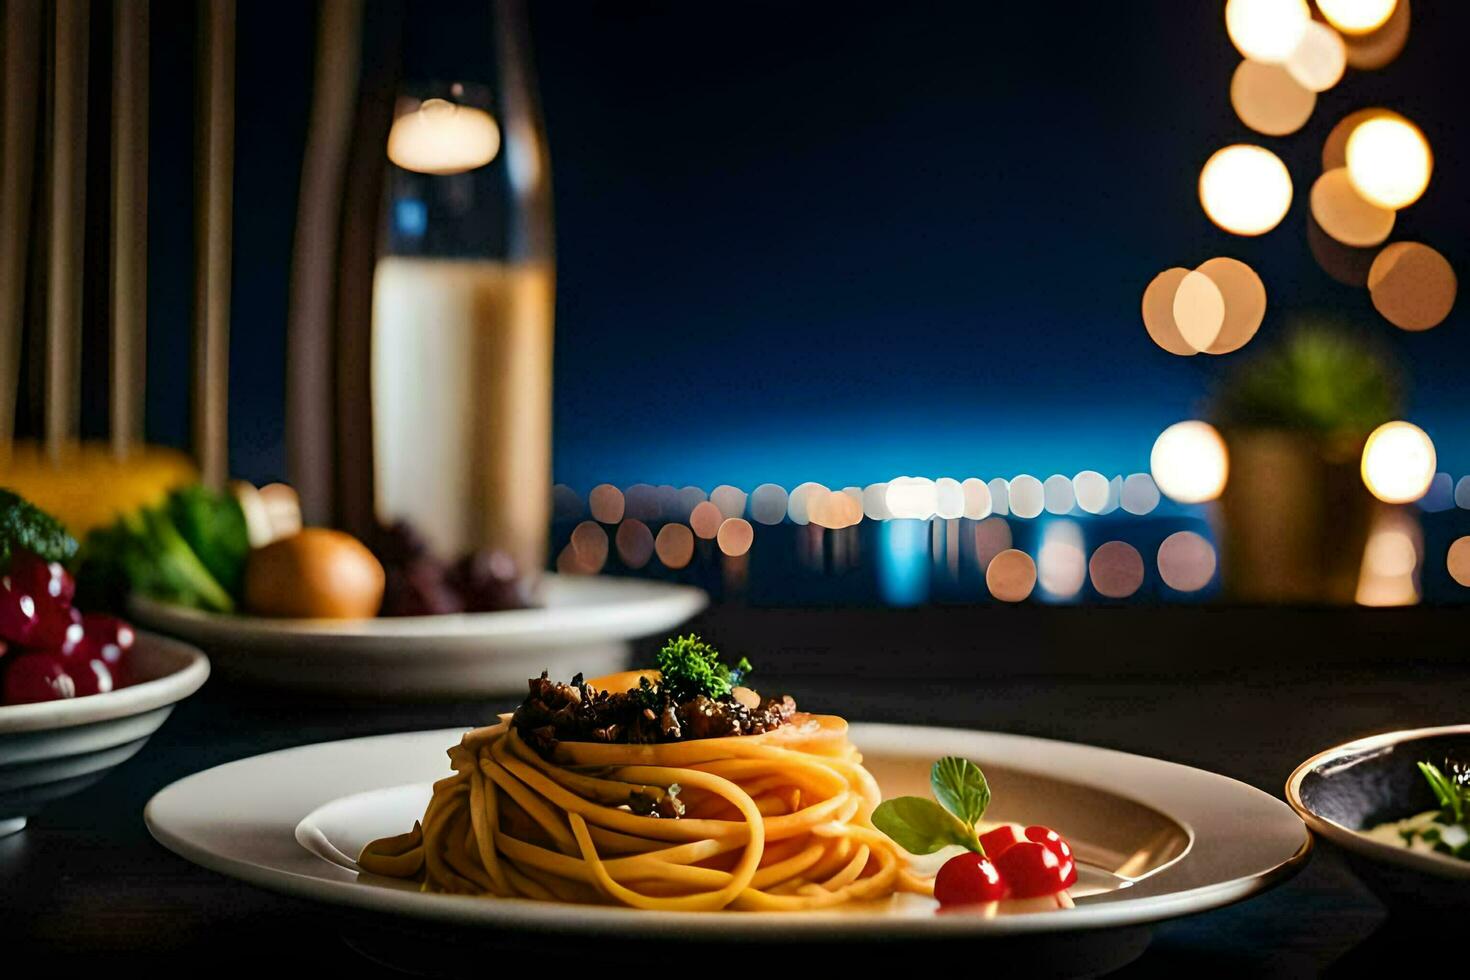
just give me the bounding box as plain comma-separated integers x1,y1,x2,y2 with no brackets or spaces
653,634,752,702
165,484,250,596
0,488,78,565
77,484,249,614
872,756,991,856
1210,324,1403,438
1418,761,1468,824
931,756,992,828
870,795,978,855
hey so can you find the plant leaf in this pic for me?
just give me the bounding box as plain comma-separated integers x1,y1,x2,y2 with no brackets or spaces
871,796,978,855
931,756,991,827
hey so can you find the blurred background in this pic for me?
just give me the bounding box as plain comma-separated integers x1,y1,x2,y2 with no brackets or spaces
3,0,1466,609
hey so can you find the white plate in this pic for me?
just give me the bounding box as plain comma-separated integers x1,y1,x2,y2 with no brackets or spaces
146,723,1309,944
129,575,706,697
1,631,209,834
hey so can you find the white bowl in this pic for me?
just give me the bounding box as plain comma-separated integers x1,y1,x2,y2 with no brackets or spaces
0,631,209,835
129,575,706,697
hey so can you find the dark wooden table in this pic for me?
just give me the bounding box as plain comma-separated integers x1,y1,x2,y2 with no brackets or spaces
5,605,1464,975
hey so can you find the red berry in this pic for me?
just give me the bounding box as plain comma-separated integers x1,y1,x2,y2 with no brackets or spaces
66,657,115,697
83,613,134,666
0,574,41,645
2,651,77,704
1024,825,1077,888
933,851,1008,907
993,840,1073,898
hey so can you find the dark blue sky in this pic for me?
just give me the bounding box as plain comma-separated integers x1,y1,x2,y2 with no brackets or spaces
141,1,1469,491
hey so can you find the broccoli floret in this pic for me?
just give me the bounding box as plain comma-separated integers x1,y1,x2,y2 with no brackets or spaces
654,634,753,702
0,488,78,565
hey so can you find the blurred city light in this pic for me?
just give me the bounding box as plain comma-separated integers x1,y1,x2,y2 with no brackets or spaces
1345,113,1432,209
1318,0,1398,35
1151,421,1229,504
1230,59,1315,136
1225,0,1310,63
1361,420,1436,503
1368,242,1457,331
1285,20,1347,91
1310,168,1395,247
387,98,501,175
1199,144,1293,236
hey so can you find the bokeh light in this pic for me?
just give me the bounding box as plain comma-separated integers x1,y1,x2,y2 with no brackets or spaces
1121,473,1161,515
1141,267,1199,357
716,517,754,557
935,478,965,520
1199,145,1293,236
1196,257,1266,354
1345,113,1432,209
1322,108,1389,171
1230,60,1315,135
1361,420,1436,503
1285,20,1347,91
588,483,625,524
973,517,1012,569
863,483,892,521
810,489,863,530
551,484,584,521
710,485,748,520
654,523,694,569
1368,242,1457,332
1310,168,1395,247
786,481,828,525
1089,541,1145,599
749,484,788,525
1157,531,1218,592
1043,475,1075,515
1038,522,1086,599
1307,211,1376,287
1073,471,1109,514
1342,0,1410,70
615,519,654,568
676,486,707,519
1356,507,1421,606
1456,476,1470,510
623,483,659,522
569,520,609,573
887,477,939,520
1172,270,1226,353
987,478,1010,516
387,98,501,175
986,548,1037,602
1151,421,1230,504
961,478,992,520
1447,536,1470,587
689,500,723,539
1008,475,1044,519
1319,0,1398,35
1225,0,1310,63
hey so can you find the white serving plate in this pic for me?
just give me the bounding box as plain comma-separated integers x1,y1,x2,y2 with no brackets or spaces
146,723,1308,963
130,575,706,697
0,631,209,835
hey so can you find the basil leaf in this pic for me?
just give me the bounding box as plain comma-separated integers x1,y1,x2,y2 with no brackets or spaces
872,796,977,855
931,756,991,827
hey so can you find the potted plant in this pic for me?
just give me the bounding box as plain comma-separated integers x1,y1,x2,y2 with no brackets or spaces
1209,325,1403,604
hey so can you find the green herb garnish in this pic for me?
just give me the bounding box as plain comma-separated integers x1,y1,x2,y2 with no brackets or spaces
653,634,752,702
872,757,991,855
0,488,78,566
1418,761,1468,824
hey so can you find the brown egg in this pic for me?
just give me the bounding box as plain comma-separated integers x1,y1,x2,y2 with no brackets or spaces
244,528,386,619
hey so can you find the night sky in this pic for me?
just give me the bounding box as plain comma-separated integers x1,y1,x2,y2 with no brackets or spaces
142,1,1469,492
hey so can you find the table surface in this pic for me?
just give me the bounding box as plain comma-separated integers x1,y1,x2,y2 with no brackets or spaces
5,605,1464,975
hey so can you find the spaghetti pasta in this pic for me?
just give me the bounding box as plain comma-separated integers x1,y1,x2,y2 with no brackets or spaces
359,710,930,910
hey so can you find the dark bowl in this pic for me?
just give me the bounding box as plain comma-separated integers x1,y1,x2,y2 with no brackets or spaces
1287,725,1469,922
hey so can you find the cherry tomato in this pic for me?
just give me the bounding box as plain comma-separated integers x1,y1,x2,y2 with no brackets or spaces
933,851,1008,907
1025,825,1077,888
977,823,1024,856
2,651,77,704
7,552,76,647
993,840,1073,898
0,573,40,646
